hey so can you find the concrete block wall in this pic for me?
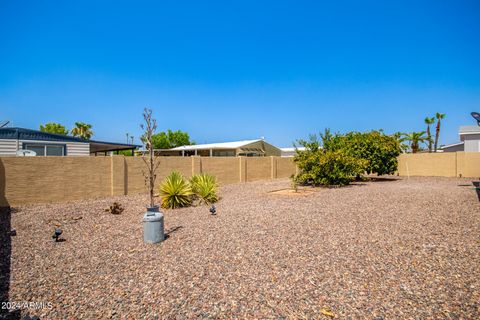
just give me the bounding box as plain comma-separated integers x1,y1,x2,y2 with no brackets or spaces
0,156,297,206
397,152,480,178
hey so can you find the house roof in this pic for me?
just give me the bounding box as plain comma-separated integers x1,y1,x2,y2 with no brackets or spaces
280,147,307,152
441,142,464,149
0,127,140,152
0,127,89,143
170,139,264,151
459,125,480,135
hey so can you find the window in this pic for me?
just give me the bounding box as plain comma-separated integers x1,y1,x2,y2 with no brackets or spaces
27,145,46,156
24,144,65,156
47,145,64,156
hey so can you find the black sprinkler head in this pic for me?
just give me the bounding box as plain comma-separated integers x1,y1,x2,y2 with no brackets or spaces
52,228,62,242
209,205,216,215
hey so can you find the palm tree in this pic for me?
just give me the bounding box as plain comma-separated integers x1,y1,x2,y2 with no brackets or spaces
424,116,435,152
71,122,93,140
401,131,428,153
434,113,446,152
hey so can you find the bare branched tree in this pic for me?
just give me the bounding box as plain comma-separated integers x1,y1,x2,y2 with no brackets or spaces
140,108,161,208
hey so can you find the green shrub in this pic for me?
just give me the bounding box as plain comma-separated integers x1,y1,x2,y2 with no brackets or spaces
340,131,401,175
159,171,192,209
190,173,219,205
295,147,367,186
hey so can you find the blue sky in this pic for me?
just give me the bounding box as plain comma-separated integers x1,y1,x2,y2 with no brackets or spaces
0,0,479,147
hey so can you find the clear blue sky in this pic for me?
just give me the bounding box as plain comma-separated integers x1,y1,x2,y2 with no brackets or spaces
1,0,479,147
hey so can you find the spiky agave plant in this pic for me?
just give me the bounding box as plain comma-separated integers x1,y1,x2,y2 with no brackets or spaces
159,171,192,209
190,173,219,205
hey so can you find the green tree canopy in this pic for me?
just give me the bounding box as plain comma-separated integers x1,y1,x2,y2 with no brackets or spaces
293,129,402,187
150,129,195,149
39,122,69,135
71,122,93,140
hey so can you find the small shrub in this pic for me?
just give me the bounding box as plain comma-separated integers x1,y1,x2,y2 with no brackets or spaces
105,202,124,214
190,173,219,205
159,171,192,209
290,174,300,192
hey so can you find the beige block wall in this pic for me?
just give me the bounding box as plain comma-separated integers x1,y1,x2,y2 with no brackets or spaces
245,157,271,181
397,153,457,177
277,157,297,178
124,157,192,194
397,152,480,178
0,157,111,206
456,152,480,178
200,157,240,184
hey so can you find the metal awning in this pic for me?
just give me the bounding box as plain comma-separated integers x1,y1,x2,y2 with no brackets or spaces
89,140,141,153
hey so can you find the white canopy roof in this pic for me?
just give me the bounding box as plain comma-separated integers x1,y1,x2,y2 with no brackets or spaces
170,139,263,151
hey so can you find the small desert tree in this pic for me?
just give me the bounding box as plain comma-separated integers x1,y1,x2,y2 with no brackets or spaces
140,108,160,208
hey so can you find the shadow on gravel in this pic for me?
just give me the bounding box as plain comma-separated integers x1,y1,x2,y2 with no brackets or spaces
164,226,183,240
0,206,21,320
367,177,401,182
473,181,480,201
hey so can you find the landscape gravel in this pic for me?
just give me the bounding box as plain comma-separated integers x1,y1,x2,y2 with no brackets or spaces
3,176,480,319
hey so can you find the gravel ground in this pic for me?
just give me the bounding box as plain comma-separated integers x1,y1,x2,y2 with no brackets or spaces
2,176,480,319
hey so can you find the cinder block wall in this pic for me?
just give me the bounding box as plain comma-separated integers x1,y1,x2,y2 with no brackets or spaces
1,152,479,206
0,156,297,206
397,152,480,178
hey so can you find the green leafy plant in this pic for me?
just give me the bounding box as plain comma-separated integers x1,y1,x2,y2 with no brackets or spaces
190,173,219,205
295,147,367,186
340,131,402,176
159,171,192,209
290,174,300,192
39,122,69,135
71,122,93,140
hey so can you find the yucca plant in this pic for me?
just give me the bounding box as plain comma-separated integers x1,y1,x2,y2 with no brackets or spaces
159,171,192,209
190,173,219,205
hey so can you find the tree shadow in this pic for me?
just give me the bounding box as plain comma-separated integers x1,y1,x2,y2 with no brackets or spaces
164,226,183,240
473,181,480,201
364,176,402,182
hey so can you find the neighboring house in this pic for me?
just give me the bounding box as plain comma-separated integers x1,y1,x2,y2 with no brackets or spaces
145,139,282,157
0,127,139,156
442,125,480,152
280,147,306,157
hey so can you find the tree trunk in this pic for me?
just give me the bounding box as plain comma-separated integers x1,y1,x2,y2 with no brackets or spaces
427,125,432,152
434,120,441,152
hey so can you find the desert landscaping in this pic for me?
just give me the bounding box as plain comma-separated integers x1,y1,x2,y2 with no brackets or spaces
2,176,479,319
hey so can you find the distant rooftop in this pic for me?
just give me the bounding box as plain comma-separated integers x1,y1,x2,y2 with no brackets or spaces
170,139,263,151
0,127,140,152
459,125,480,134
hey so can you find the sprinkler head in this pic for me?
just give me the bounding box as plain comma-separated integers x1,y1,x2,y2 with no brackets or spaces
209,205,216,215
52,228,62,242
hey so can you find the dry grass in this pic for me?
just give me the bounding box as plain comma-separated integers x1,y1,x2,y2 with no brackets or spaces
2,176,479,319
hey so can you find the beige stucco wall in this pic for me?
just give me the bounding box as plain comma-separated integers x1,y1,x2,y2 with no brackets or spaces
2,152,478,206
0,157,111,206
0,156,296,206
397,152,480,178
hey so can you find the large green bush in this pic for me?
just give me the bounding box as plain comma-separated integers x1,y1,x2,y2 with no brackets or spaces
293,129,401,186
295,142,367,186
340,131,401,175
